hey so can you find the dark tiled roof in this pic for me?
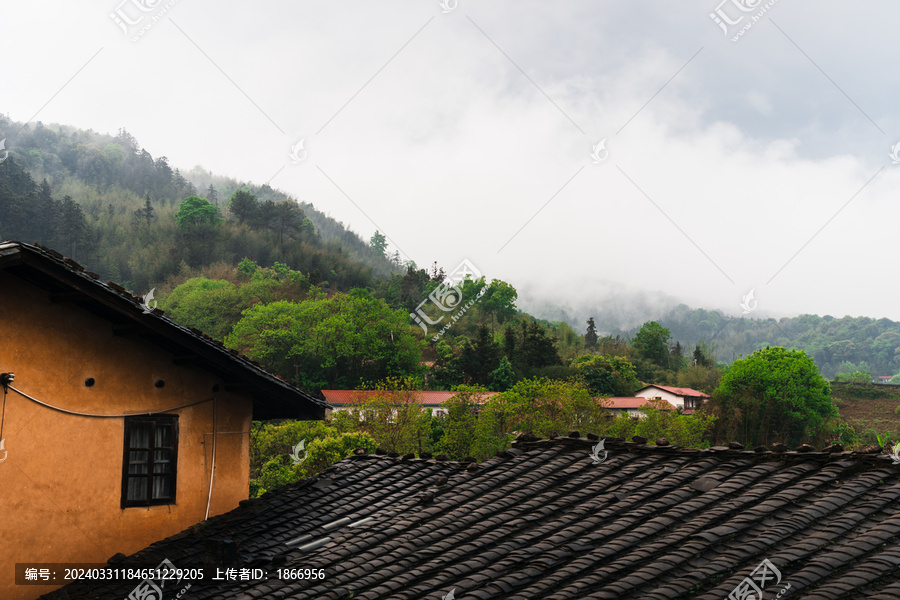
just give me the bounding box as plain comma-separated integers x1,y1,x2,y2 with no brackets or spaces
41,437,900,600
0,241,329,420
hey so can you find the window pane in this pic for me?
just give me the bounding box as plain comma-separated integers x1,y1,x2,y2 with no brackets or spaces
152,476,172,499
127,476,147,501
153,450,172,473
129,423,151,448
155,424,172,447
128,450,149,474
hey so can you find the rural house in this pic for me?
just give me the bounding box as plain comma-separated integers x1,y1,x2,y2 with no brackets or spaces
604,396,677,416
41,435,900,599
322,389,498,418
0,241,329,600
635,384,711,414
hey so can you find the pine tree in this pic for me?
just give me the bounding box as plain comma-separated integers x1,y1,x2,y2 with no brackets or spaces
585,317,599,350
207,184,219,206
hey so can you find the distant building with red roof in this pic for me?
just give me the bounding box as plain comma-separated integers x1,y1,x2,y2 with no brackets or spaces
603,396,677,416
634,384,710,414
321,389,498,417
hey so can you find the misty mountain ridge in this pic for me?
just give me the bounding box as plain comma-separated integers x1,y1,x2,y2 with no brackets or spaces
0,116,403,293
1,115,897,381
523,291,900,379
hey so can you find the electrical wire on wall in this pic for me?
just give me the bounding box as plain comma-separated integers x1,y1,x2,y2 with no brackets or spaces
5,382,212,417
205,397,217,521
1,374,214,468
0,373,11,463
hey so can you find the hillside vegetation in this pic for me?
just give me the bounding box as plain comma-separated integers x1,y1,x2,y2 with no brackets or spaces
3,116,900,390
0,117,401,293
619,306,900,381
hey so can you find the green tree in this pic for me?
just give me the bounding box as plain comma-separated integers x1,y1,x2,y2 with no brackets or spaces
133,193,155,228
174,195,221,229
570,354,640,397
518,319,562,376
160,276,282,340
711,346,837,447
349,379,432,454
480,279,518,335
438,386,488,459
227,189,260,225
458,326,501,385
269,201,304,245
632,321,671,369
693,343,715,368
429,340,463,390
174,195,221,265
834,371,871,384
676,363,721,394
226,294,422,391
669,341,685,371
482,378,606,440
206,184,219,206
370,230,387,256
55,195,89,257
585,318,599,350
489,357,515,392
249,419,377,497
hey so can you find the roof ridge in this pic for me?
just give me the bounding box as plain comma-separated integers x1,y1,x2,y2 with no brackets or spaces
511,434,897,465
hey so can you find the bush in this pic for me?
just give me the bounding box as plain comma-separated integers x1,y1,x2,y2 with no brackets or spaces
249,419,376,497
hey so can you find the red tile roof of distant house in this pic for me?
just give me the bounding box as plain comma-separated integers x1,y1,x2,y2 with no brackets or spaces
605,397,677,410
878,376,893,380
636,384,710,398
322,390,498,405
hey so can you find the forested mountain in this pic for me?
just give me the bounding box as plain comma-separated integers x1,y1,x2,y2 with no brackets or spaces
0,116,402,293
3,116,899,385
618,305,900,380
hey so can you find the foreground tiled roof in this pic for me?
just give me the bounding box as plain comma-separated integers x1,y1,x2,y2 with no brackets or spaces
42,437,900,600
0,241,329,419
322,390,498,405
637,384,711,398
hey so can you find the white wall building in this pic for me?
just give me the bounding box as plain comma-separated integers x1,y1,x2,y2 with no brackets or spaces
634,385,710,414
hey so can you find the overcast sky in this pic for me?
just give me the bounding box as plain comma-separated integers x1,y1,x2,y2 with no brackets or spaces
3,1,900,327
